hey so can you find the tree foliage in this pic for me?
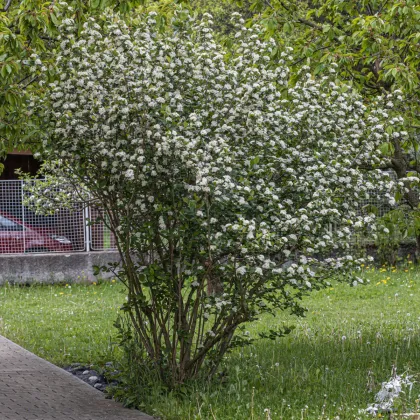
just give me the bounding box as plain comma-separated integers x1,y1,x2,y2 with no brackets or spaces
250,0,420,95
32,10,403,385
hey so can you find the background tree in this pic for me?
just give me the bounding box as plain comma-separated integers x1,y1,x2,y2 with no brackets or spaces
33,10,402,387
242,0,420,256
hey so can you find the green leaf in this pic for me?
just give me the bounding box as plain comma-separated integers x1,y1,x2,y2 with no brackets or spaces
50,13,60,26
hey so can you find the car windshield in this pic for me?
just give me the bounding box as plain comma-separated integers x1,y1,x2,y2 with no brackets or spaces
0,215,24,231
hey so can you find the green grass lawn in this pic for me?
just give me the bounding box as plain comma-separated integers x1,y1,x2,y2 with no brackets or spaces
1,266,420,419
0,279,124,366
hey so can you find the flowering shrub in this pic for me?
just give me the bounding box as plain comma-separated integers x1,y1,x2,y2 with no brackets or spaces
34,10,404,385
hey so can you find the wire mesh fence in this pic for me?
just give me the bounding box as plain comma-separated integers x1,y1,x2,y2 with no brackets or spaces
0,178,414,255
0,180,116,254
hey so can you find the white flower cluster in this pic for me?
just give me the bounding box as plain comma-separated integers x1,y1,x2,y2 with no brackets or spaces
364,370,414,416
36,11,404,319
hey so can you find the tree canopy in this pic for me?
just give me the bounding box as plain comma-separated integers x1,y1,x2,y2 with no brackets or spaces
251,0,420,96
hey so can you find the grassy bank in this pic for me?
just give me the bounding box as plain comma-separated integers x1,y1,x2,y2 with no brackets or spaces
1,266,420,419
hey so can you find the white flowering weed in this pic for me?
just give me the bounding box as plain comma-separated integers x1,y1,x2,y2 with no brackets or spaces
32,10,405,385
364,368,414,416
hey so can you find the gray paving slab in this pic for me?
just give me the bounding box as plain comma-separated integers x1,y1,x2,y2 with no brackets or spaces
0,335,154,420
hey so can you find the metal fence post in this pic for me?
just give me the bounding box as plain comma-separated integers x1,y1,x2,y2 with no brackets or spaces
21,180,26,251
84,206,90,252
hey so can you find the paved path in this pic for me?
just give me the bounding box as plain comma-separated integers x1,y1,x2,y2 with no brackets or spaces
0,335,153,420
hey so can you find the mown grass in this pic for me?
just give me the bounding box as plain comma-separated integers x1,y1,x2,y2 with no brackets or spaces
0,279,124,366
1,265,420,419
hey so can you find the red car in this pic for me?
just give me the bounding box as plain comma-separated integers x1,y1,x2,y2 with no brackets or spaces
0,211,72,253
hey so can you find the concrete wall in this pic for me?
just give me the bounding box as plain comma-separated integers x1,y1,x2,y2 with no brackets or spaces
0,251,121,284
